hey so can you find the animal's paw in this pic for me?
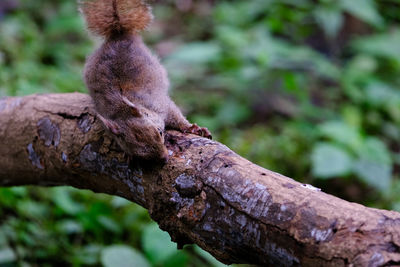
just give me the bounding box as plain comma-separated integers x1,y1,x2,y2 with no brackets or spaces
184,123,212,139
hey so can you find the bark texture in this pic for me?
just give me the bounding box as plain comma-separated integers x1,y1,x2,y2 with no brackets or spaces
0,93,400,266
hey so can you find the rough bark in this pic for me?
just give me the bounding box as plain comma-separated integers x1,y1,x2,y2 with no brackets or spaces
0,93,399,266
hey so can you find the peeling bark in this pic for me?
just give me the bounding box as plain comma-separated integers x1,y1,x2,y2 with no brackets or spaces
0,93,400,266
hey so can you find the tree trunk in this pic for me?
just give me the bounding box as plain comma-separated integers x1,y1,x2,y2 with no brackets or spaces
0,93,399,266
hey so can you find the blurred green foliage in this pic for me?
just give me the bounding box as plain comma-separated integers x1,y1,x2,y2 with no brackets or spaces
0,0,400,265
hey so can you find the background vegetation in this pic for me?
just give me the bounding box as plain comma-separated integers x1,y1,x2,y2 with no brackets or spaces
0,0,400,265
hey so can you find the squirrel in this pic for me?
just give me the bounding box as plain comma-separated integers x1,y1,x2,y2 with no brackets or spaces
80,0,212,162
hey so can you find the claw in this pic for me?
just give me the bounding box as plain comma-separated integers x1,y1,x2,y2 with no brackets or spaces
184,123,212,139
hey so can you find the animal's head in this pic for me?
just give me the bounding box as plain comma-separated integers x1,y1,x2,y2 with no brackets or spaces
98,97,168,162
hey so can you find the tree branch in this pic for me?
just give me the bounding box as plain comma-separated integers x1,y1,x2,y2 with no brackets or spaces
0,93,399,266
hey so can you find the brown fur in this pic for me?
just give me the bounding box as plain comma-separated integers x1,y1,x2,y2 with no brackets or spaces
82,0,211,161
80,0,153,37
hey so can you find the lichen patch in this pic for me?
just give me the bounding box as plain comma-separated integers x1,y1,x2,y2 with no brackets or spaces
37,117,61,147
27,143,44,169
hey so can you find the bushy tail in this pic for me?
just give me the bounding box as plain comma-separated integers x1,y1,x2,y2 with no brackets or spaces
80,0,153,37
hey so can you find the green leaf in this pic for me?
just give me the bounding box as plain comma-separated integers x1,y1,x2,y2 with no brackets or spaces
142,223,177,265
341,106,362,129
355,138,392,165
352,138,392,192
162,252,189,267
215,25,248,49
56,220,83,234
16,200,48,219
111,196,131,208
52,188,84,215
318,121,363,150
343,55,377,84
101,245,150,267
169,42,221,64
0,247,16,264
194,245,227,267
351,30,400,61
311,143,353,178
217,99,251,126
314,6,343,38
268,43,340,79
364,81,400,106
353,160,391,192
339,0,383,27
0,231,7,247
73,244,102,265
98,216,121,233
